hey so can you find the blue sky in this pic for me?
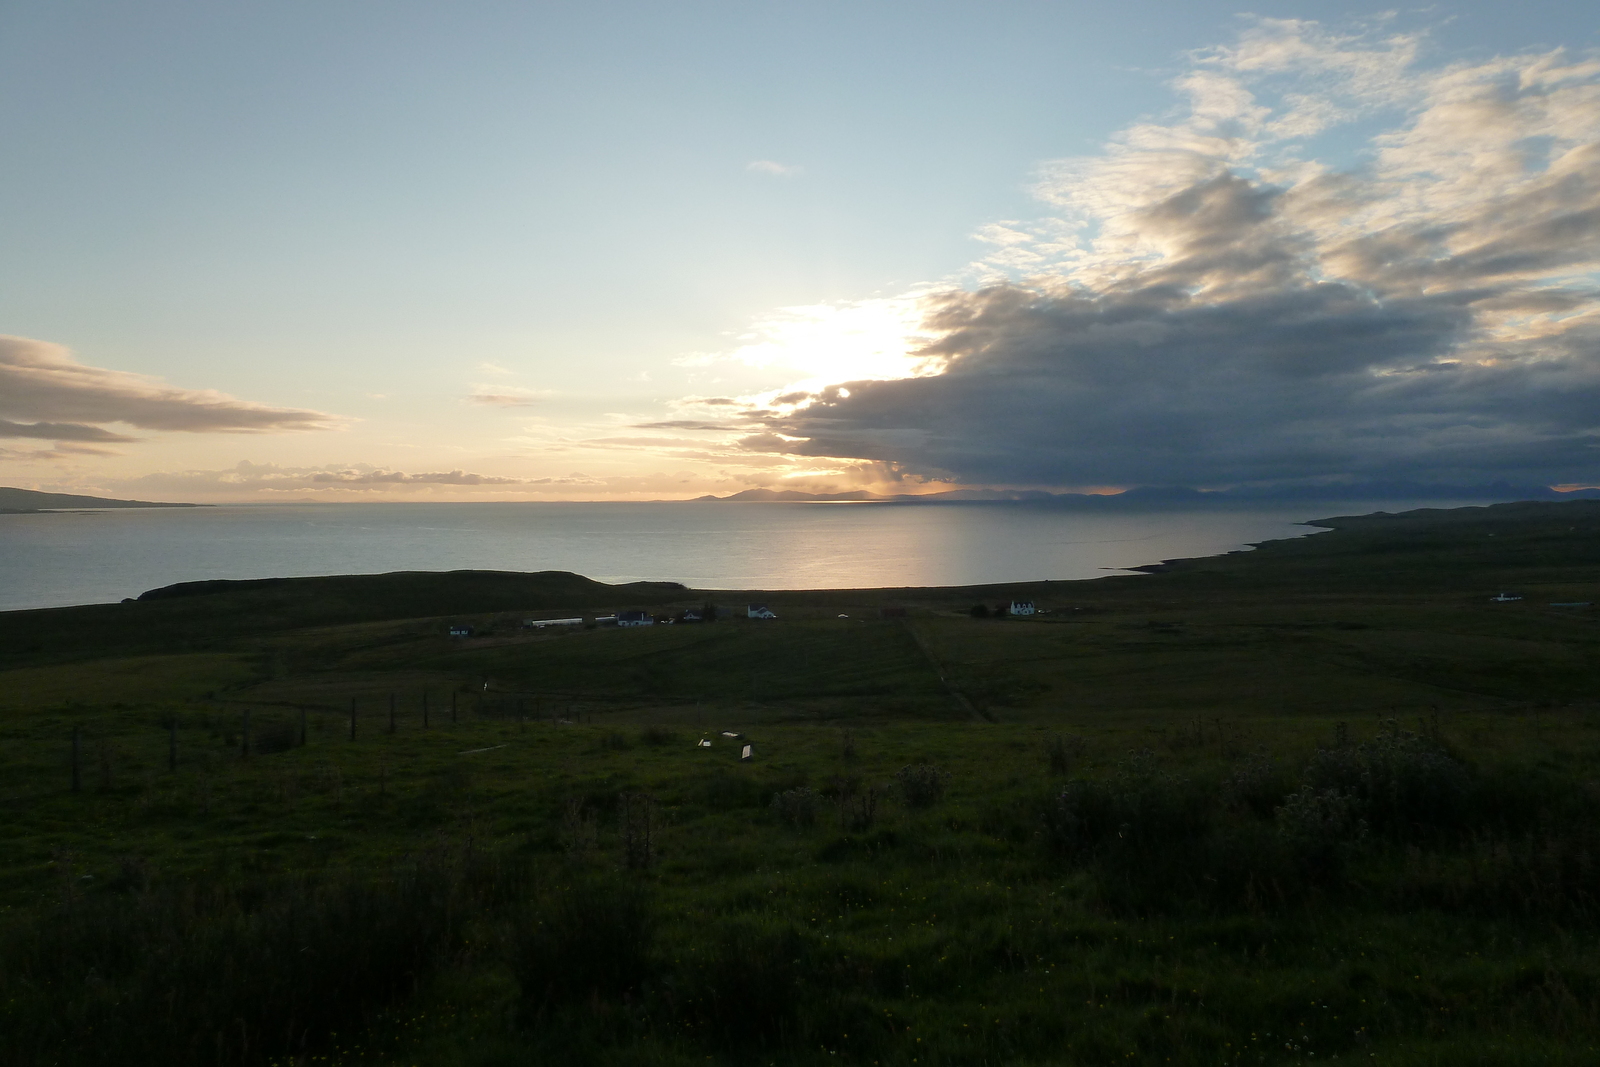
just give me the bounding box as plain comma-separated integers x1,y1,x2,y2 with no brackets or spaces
3,2,1599,500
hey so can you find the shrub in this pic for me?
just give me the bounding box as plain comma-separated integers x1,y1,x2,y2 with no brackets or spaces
640,726,678,746
0,853,522,1067
1046,733,1086,776
1223,748,1292,818
1303,723,1470,838
895,763,951,808
1044,750,1206,860
510,878,655,1019
771,785,821,828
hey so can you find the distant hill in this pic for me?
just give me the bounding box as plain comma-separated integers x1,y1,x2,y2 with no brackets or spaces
0,487,205,513
695,483,1600,506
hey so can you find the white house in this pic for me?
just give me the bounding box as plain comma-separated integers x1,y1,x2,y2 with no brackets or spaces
617,610,655,627
524,617,583,629
1009,600,1037,616
747,604,778,619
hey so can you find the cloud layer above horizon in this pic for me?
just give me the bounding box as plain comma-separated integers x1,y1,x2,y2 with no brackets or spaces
0,336,336,456
751,20,1600,490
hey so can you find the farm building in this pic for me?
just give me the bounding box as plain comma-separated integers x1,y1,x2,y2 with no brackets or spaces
617,610,655,627
1009,600,1037,616
747,604,778,619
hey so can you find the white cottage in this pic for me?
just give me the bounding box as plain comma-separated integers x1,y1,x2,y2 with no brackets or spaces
1009,600,1037,616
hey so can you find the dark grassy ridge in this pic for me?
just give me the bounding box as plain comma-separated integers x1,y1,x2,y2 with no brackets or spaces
5,500,1600,1065
0,570,690,668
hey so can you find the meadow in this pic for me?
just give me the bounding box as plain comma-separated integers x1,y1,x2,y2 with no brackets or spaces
3,500,1600,1065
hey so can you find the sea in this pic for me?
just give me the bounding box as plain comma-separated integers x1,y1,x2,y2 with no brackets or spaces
0,499,1475,613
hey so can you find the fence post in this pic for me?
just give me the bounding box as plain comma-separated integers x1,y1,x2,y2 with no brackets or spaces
71,727,81,792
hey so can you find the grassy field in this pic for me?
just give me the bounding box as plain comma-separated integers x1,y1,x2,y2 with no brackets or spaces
4,500,1600,1065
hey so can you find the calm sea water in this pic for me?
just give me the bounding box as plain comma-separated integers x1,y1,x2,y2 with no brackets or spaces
0,500,1461,612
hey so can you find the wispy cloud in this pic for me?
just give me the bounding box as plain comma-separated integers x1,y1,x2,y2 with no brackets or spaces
0,418,136,443
465,385,554,407
0,337,338,451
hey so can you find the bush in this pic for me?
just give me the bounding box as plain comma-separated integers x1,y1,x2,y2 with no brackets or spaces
1303,723,1470,838
1046,733,1086,776
639,726,678,746
1223,748,1292,817
510,878,655,1019
1044,750,1207,860
895,763,951,808
771,785,821,828
0,853,522,1067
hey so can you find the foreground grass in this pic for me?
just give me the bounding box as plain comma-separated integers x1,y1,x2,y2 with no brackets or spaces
4,706,1599,1065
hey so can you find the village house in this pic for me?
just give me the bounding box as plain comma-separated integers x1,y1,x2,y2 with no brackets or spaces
747,604,778,619
617,610,654,627
1009,600,1037,616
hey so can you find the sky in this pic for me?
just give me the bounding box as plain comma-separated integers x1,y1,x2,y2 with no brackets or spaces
3,1,1600,502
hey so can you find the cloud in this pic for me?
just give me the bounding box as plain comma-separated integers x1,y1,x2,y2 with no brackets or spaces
752,20,1600,490
114,460,547,495
466,385,553,406
0,419,136,442
0,337,338,448
748,160,802,176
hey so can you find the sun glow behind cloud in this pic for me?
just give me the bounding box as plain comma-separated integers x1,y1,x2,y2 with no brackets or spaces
684,296,944,399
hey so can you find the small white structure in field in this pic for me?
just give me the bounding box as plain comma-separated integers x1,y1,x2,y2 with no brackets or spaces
1009,600,1037,616
721,731,742,738
617,610,655,627
525,617,582,629
697,738,712,747
747,604,778,619
448,624,473,637
740,744,753,761
1489,593,1523,602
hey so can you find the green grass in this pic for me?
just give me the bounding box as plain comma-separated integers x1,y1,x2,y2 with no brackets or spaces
6,500,1600,1064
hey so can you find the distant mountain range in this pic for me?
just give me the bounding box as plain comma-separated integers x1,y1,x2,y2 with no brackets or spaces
694,483,1600,506
0,487,205,513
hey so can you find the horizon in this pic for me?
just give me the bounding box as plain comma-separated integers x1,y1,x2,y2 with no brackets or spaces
5,4,1600,503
